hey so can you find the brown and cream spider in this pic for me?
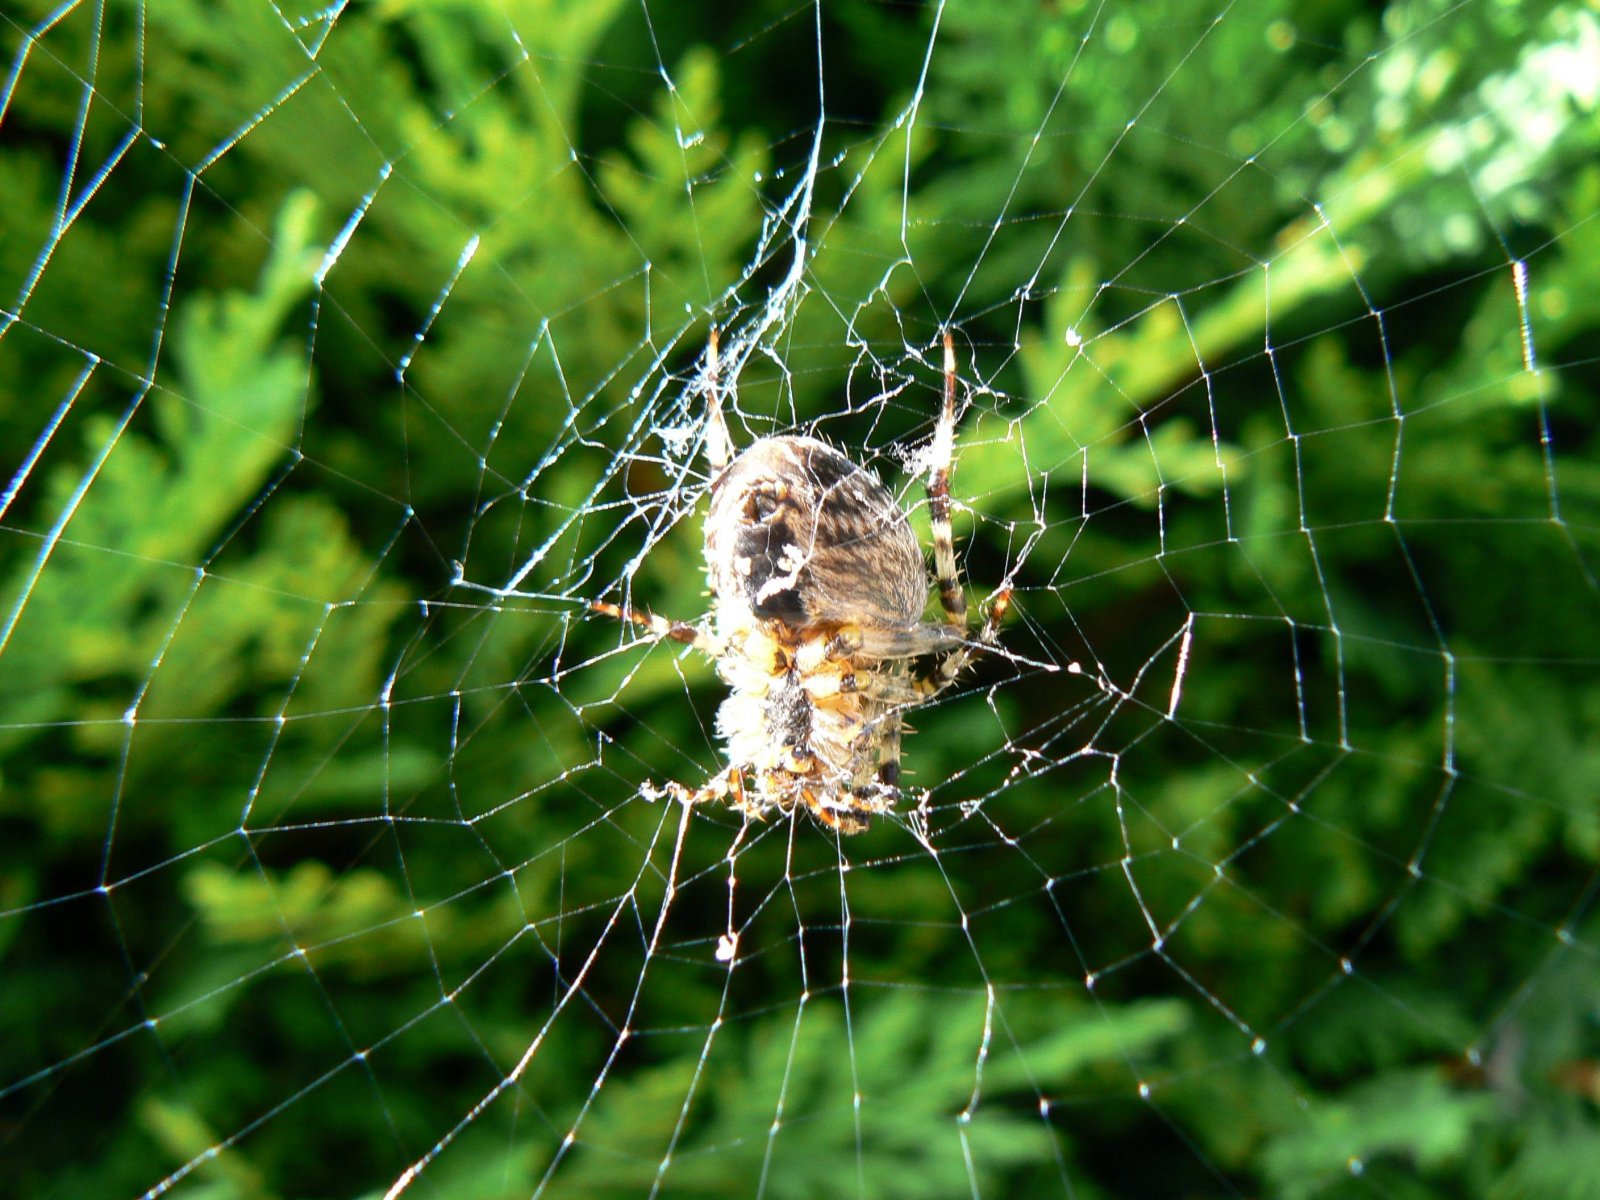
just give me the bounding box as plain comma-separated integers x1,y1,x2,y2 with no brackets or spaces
594,330,1009,834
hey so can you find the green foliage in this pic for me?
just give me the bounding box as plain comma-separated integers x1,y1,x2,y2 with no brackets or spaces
533,991,1186,1200
1,1,1598,1199
0,192,410,847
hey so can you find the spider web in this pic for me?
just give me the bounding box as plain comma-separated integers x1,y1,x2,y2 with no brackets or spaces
3,1,1599,1197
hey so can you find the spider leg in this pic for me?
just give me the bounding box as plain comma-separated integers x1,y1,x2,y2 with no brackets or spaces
877,712,903,792
642,767,746,823
917,587,1013,699
808,797,870,836
926,330,968,633
910,336,1011,697
828,622,966,661
844,672,926,705
590,601,723,658
705,326,732,474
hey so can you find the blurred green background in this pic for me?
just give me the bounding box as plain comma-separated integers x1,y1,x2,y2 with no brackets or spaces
2,0,1599,1196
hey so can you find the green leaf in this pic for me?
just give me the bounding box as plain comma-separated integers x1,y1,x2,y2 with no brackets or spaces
1260,1068,1496,1199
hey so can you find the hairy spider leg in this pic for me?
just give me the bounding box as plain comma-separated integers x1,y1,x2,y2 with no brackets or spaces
926,330,967,633
705,326,733,474
642,764,749,812
919,331,1011,697
877,712,903,793
922,587,1012,697
806,792,859,834
590,601,722,658
832,591,1011,703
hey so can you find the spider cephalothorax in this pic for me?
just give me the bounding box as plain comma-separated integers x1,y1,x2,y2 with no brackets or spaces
595,331,1008,833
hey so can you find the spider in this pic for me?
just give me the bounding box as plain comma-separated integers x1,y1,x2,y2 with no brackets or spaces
594,330,1009,834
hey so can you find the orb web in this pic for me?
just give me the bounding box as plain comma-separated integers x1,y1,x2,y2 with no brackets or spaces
2,2,1598,1198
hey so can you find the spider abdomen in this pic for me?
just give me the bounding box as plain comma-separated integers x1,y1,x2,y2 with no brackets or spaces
705,436,926,635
